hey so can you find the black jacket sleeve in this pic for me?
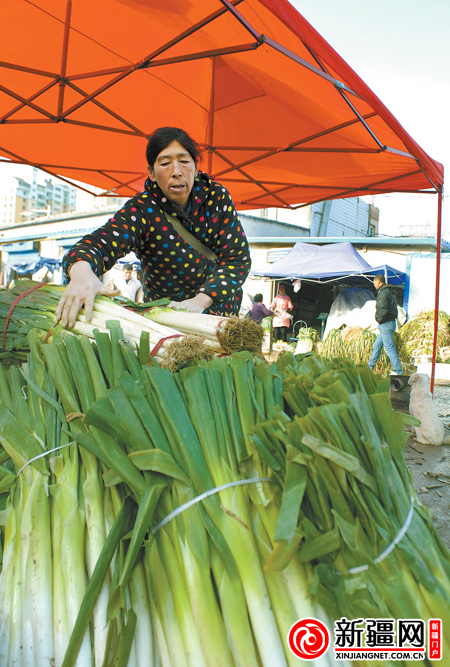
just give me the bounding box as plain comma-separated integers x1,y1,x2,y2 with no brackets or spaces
376,286,398,324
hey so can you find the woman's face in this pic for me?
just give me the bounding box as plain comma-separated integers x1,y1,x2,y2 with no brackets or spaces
148,140,198,207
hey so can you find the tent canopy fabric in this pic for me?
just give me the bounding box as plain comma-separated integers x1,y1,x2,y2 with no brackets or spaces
358,264,406,285
251,241,407,284
0,0,444,209
252,241,372,279
5,257,61,275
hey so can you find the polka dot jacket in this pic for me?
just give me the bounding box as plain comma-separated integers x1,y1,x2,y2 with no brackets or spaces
63,172,251,316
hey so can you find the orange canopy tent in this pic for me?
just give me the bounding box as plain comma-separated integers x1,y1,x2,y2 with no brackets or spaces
0,0,444,383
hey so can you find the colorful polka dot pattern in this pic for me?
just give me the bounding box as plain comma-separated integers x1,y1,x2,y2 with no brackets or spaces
63,173,251,316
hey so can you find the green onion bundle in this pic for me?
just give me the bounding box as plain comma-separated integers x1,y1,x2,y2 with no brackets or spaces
0,329,342,667
0,280,192,363
321,327,396,374
252,353,450,654
2,322,450,666
397,309,450,363
143,306,265,356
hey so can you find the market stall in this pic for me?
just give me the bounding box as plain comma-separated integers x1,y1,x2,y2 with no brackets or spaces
0,1,447,665
251,241,406,333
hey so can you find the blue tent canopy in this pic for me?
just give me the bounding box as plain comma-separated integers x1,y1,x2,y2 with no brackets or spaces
358,264,406,285
251,242,405,284
6,257,62,276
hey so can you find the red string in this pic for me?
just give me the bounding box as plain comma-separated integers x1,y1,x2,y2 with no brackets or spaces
150,333,183,357
3,283,46,348
45,323,58,342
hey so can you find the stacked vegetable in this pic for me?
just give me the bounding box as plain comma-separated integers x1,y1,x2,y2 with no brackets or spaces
0,329,328,667
294,326,321,354
144,305,265,356
397,309,450,364
1,323,450,666
322,309,450,374
0,281,267,364
257,353,450,646
0,281,225,364
321,327,393,373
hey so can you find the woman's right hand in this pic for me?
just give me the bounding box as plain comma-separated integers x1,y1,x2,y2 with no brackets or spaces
55,261,119,328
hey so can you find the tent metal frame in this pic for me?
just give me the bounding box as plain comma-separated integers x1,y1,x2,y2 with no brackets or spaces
0,0,439,202
0,0,444,389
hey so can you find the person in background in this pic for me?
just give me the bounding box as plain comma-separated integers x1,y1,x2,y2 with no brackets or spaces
270,283,293,343
109,263,143,302
250,293,274,324
368,274,403,375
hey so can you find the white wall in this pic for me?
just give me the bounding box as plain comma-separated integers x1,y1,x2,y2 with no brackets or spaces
406,254,450,317
358,249,408,273
250,207,312,228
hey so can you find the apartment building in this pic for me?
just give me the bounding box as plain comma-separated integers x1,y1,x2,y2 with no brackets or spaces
0,167,77,227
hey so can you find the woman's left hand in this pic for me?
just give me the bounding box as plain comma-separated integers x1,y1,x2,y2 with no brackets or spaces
170,293,213,313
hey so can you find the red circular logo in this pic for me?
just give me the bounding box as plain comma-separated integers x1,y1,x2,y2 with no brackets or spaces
287,618,330,660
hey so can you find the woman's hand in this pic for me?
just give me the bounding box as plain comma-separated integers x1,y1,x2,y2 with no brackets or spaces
169,293,213,314
55,261,119,327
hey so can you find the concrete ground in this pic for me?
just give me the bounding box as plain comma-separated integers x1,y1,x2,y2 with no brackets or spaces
403,383,450,549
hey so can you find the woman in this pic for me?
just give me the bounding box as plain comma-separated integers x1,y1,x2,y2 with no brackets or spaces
250,294,274,324
56,127,251,327
270,283,293,343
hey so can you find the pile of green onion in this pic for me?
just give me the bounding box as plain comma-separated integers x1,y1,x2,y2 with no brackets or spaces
0,281,228,365
1,322,449,666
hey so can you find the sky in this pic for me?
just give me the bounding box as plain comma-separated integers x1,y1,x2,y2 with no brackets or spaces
290,0,450,236
1,0,449,236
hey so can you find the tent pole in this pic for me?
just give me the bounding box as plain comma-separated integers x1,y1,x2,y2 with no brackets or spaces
57,0,72,119
431,188,444,394
207,57,216,176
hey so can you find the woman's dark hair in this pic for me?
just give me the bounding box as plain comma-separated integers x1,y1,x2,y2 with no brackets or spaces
146,127,201,168
254,293,263,302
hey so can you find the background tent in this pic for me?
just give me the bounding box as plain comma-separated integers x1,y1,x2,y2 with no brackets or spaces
252,242,406,283
252,241,372,280
359,264,406,286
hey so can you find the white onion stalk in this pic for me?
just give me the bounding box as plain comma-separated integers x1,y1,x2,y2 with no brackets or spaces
151,602,172,667
81,306,181,342
0,499,18,666
129,561,156,667
76,315,188,351
80,448,110,667
146,539,189,667
93,299,179,338
50,446,92,667
20,470,54,667
51,483,69,667
145,308,224,339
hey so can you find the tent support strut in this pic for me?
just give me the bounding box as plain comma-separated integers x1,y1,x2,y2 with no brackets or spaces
57,0,72,119
431,188,444,394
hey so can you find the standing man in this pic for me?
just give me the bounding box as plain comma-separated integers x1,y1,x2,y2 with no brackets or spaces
368,274,403,375
110,263,143,302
